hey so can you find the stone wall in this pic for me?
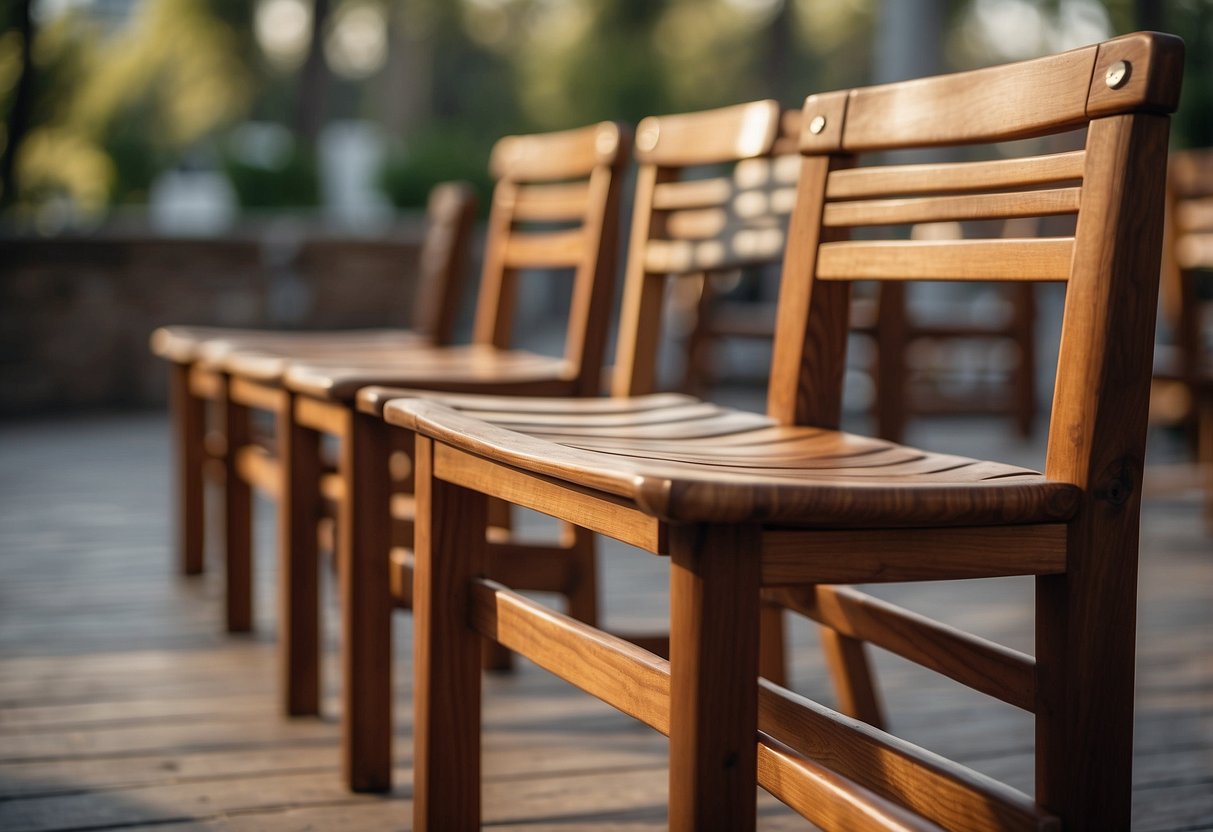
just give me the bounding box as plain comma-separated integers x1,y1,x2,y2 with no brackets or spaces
0,227,436,415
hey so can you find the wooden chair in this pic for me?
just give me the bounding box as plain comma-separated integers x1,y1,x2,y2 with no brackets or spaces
1152,147,1213,519
284,101,824,791
387,32,1182,830
149,181,477,580
214,122,629,791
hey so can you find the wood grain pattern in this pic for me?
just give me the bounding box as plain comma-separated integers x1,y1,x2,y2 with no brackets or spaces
815,239,1074,282
340,410,393,792
774,585,1036,712
667,523,761,831
824,152,1085,199
169,361,205,575
822,187,1080,227
277,392,323,718
412,436,487,830
388,35,1181,829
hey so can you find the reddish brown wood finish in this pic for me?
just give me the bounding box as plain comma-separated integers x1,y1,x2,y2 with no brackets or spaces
394,33,1183,831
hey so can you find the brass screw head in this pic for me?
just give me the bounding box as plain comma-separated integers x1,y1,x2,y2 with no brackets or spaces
808,115,827,135
1105,60,1130,90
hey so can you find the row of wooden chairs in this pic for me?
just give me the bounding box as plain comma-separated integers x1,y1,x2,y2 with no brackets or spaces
153,32,1185,830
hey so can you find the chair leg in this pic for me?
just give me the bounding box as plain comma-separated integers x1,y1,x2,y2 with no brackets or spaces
278,393,321,717
819,626,884,729
1036,512,1139,829
1012,283,1037,438
668,523,761,832
223,379,253,633
413,436,487,830
342,410,394,792
562,523,598,625
875,282,908,443
170,362,205,576
758,600,787,687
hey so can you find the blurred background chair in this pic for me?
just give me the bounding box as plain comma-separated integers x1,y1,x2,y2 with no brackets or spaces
1151,147,1213,523
149,182,476,586
218,121,629,791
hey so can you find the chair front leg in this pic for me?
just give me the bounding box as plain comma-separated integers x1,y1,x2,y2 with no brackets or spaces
1036,510,1140,830
413,437,487,831
278,392,322,717
342,409,394,792
170,361,205,576
668,523,761,832
223,375,253,633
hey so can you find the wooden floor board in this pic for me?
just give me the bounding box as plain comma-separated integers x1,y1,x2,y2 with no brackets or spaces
0,413,1209,830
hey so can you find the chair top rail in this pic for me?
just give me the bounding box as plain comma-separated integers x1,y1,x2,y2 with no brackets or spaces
634,99,781,167
490,121,625,182
799,32,1182,155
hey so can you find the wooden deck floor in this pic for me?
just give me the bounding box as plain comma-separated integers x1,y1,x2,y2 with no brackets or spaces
1,412,1210,830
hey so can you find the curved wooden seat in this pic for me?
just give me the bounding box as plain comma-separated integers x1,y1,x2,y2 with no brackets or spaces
385,396,1077,526
151,326,426,366
278,346,577,401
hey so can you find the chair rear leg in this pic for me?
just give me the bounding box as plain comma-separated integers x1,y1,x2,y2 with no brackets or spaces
171,362,206,575
758,600,787,687
563,523,599,625
223,379,254,633
278,393,322,717
819,626,884,729
343,411,394,792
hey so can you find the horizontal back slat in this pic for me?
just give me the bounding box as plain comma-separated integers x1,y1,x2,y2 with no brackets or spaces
645,229,787,274
664,208,730,241
1171,149,1213,197
825,152,1085,199
508,182,592,222
815,239,1074,282
1177,197,1213,233
501,229,586,269
652,178,734,211
490,121,623,182
1177,234,1213,270
823,187,1080,227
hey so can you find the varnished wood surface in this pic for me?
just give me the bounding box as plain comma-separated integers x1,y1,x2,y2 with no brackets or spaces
281,345,579,403
0,413,1208,830
385,394,1080,526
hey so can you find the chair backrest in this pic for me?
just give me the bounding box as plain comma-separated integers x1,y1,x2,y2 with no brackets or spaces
611,100,802,396
1163,147,1213,384
471,123,630,396
411,181,478,346
767,32,1184,491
